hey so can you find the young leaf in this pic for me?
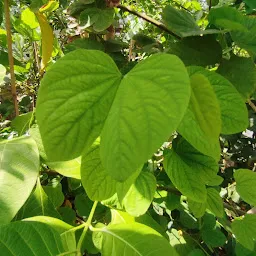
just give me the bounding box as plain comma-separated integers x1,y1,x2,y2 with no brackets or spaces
35,12,54,70
217,55,256,100
36,49,122,161
0,136,39,225
232,214,256,251
178,73,221,160
164,138,220,202
81,139,118,201
43,182,65,208
0,221,64,255
188,198,207,218
11,112,33,135
121,171,157,217
93,222,179,255
187,66,248,135
234,169,256,205
101,53,190,181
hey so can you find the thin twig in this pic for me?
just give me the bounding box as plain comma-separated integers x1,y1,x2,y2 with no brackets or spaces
4,0,19,116
117,4,181,40
247,99,256,112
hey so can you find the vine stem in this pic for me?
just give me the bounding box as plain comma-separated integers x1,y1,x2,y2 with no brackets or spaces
117,4,181,40
77,201,98,253
4,0,19,117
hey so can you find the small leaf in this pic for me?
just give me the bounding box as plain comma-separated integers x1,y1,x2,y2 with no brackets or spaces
43,181,65,208
0,137,39,225
188,198,207,218
188,66,248,135
21,8,39,29
36,49,122,161
0,221,64,255
11,112,33,135
121,171,157,217
101,53,190,181
178,73,221,160
232,214,256,251
206,188,224,217
234,169,256,205
217,55,256,99
36,12,54,70
94,222,179,255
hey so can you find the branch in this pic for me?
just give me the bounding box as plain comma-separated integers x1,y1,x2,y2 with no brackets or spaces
117,4,181,40
247,99,256,112
4,0,19,116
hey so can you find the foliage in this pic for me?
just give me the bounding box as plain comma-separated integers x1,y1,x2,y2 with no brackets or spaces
1,0,256,255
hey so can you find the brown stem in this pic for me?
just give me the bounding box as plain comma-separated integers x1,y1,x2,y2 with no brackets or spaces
223,202,246,216
117,4,181,40
247,99,256,112
4,0,19,117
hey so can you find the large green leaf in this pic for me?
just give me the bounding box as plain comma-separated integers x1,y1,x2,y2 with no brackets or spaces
187,66,248,134
0,221,64,255
15,180,62,220
36,49,122,161
0,137,39,225
169,36,222,67
93,222,179,255
234,169,256,205
121,171,156,217
217,55,256,99
81,138,118,201
101,53,190,181
232,214,256,251
164,138,221,202
178,74,221,160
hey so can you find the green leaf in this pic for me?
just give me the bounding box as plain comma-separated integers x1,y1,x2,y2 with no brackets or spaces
23,216,73,233
101,53,190,181
168,228,197,255
81,138,117,201
0,136,39,225
47,157,81,179
201,227,226,247
121,171,157,217
217,55,256,99
16,180,62,220
79,7,114,32
21,8,39,29
162,5,200,37
206,188,224,217
11,112,33,135
163,5,221,37
43,181,65,208
93,222,179,255
0,1,3,25
188,198,207,218
208,6,247,32
164,138,219,202
169,36,222,66
64,38,104,53
187,66,248,135
177,73,221,160
0,64,6,84
232,214,256,251
58,207,76,225
36,49,122,161
0,221,64,255
234,169,256,205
